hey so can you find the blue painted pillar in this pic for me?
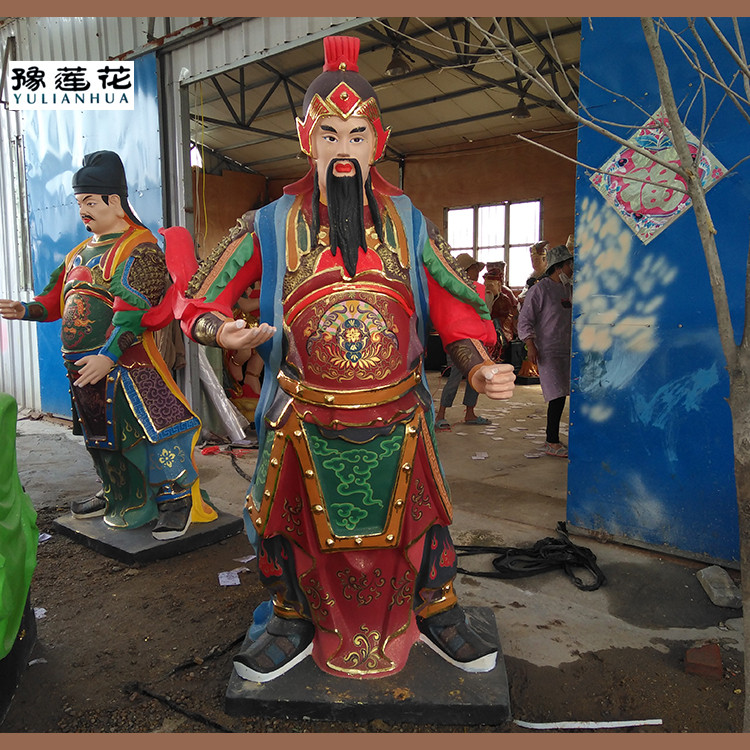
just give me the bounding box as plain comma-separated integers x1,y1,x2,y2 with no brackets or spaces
568,18,750,563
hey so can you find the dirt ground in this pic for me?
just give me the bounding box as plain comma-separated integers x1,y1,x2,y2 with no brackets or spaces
3,379,746,734
2,504,744,733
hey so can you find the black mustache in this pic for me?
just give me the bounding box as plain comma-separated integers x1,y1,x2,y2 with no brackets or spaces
326,159,366,278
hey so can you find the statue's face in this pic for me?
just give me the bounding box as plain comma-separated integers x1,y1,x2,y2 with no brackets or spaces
310,115,376,198
75,193,125,236
531,250,547,276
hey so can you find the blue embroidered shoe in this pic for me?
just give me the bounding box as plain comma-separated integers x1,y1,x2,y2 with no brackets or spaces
233,614,314,682
417,605,497,672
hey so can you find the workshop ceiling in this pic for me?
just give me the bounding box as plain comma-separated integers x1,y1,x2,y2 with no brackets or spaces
188,17,581,181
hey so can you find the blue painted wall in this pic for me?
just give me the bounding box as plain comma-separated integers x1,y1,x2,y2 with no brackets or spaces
568,18,750,562
23,53,163,418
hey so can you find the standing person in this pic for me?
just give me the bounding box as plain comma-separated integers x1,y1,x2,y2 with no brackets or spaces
168,35,515,682
434,253,492,429
0,151,215,539
516,242,548,381
517,244,573,458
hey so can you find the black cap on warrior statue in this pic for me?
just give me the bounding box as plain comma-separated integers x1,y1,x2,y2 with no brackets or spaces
72,150,145,228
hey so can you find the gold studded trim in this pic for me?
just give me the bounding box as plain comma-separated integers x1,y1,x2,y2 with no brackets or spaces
246,425,287,534
277,368,420,409
285,193,310,273
380,196,411,270
284,280,415,326
63,289,114,309
421,415,453,524
247,408,426,552
291,404,415,431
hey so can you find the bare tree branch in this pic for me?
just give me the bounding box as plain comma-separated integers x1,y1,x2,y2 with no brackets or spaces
575,69,659,129
642,17,738,370
653,18,735,172
465,17,692,179
513,132,692,195
732,18,750,102
706,16,750,82
724,152,750,175
675,18,750,128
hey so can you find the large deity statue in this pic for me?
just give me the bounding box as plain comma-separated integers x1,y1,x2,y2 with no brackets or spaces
0,151,215,540
169,36,516,681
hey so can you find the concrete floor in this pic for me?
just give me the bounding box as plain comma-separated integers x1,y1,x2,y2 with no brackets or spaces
14,372,744,671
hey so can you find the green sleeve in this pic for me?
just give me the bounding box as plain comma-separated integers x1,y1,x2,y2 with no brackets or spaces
422,234,491,320
100,243,166,362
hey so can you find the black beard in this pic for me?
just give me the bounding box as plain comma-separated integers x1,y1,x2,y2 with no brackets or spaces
326,159,368,278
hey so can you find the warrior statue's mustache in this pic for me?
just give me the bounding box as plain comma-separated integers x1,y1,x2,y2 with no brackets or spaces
325,158,368,278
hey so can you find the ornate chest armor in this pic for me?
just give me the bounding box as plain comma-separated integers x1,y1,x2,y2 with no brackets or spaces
247,222,449,553
61,246,113,354
281,262,423,431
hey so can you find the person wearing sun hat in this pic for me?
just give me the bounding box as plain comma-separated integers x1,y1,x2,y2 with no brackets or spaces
517,243,574,457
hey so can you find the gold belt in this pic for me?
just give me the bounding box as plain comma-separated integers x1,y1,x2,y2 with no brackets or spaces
277,369,421,409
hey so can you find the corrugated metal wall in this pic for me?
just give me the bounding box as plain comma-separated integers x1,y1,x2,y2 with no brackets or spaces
0,24,39,408
3,17,202,61
164,17,363,86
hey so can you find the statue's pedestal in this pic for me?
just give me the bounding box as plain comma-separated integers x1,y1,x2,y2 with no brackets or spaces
51,507,243,564
225,606,511,726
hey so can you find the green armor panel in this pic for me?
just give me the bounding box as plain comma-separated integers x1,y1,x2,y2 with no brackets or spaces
304,424,405,537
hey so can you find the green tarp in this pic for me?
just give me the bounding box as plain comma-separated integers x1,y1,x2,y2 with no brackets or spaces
0,393,38,659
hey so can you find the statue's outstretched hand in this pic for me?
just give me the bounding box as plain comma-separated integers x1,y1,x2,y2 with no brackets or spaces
471,363,516,400
0,299,25,320
218,319,276,351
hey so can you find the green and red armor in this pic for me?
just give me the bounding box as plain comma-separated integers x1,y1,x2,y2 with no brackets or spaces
25,221,215,529
173,181,496,676
170,33,498,678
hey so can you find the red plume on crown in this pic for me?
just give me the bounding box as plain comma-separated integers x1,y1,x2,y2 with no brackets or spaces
323,36,360,72
296,34,390,161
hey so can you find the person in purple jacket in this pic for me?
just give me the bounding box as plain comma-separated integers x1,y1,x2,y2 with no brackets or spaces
517,244,573,458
